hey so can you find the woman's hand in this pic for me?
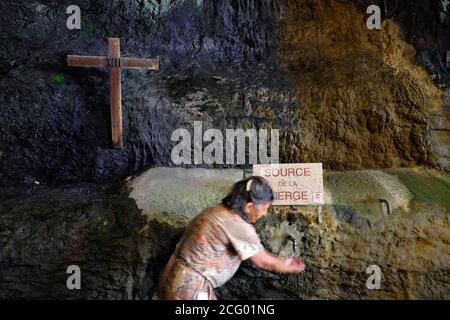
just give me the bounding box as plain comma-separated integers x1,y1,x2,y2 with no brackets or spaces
250,250,305,274
283,257,305,273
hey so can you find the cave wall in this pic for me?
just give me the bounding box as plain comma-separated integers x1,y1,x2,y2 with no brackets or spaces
1,0,449,186
0,0,280,185
1,0,449,301
2,167,447,299
0,185,187,300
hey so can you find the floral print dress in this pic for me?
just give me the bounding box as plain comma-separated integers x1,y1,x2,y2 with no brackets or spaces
154,204,263,300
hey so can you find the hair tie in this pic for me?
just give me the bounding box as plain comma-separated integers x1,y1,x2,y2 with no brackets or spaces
246,179,253,192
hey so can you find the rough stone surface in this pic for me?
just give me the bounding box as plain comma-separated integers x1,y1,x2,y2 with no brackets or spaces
222,168,450,299
1,167,447,299
0,184,187,300
128,167,243,218
1,0,450,186
223,202,449,300
1,0,450,301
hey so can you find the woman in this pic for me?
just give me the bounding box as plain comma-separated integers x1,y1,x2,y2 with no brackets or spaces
154,176,305,300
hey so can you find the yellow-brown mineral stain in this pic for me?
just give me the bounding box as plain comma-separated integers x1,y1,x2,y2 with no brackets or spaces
275,0,442,170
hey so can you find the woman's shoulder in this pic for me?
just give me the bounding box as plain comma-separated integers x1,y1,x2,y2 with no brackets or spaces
203,204,248,225
202,203,230,216
198,204,236,220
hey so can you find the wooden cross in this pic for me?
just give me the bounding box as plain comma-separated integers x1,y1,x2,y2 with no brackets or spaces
67,38,159,149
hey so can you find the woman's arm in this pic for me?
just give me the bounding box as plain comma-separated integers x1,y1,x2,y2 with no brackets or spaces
250,250,305,274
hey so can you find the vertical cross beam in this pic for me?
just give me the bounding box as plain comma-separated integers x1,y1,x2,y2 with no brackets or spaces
108,38,123,149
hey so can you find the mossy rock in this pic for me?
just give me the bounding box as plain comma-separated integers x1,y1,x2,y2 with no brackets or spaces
387,167,450,209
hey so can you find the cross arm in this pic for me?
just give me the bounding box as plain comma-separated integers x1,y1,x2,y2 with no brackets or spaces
118,58,159,70
67,55,159,70
67,55,108,68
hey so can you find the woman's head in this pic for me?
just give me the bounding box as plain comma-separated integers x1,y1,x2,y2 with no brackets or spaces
222,176,274,223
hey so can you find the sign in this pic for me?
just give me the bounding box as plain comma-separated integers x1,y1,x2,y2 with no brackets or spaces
253,163,324,205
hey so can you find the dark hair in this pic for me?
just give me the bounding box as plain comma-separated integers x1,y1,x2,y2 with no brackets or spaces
222,176,274,221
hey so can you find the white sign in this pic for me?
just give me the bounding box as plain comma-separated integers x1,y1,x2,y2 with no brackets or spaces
253,163,324,205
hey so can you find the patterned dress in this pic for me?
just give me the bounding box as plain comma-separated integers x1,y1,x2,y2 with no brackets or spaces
154,204,263,300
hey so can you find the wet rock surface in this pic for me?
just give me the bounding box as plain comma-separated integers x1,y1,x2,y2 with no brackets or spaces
1,168,447,299
0,0,280,185
0,184,186,299
128,167,243,218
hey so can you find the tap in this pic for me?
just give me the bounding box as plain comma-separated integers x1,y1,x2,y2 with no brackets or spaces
286,235,297,253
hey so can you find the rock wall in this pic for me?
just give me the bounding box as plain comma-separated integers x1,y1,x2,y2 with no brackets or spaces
0,0,449,301
0,184,187,299
140,168,449,299
1,0,449,186
276,1,442,169
0,0,280,184
1,167,447,299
